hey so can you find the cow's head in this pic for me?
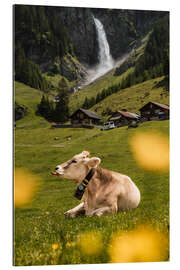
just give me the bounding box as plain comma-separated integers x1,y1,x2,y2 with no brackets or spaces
51,151,101,183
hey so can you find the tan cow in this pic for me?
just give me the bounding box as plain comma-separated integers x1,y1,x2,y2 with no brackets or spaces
51,151,140,217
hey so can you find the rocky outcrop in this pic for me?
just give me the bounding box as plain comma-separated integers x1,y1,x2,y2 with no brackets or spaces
49,7,99,65
59,55,88,82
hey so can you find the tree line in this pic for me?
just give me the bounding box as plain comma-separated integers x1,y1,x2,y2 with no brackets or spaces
14,5,74,90
114,15,169,89
36,78,69,123
81,71,143,110
15,42,50,91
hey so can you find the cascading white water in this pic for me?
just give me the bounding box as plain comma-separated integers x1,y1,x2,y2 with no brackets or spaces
82,16,114,86
75,16,130,91
93,16,114,71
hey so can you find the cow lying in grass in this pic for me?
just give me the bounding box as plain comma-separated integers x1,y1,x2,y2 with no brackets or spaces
51,151,140,217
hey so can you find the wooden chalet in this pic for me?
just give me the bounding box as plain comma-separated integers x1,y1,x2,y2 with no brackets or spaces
70,108,102,126
139,101,169,121
109,110,140,127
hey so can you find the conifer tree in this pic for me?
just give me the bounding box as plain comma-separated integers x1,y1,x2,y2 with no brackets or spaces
89,97,96,108
36,94,54,120
96,93,101,104
53,78,69,123
82,97,89,109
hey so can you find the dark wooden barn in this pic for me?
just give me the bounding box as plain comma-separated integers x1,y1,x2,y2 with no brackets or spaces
70,108,102,127
109,110,140,127
139,101,169,121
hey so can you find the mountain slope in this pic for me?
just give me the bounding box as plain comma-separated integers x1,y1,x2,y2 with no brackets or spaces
14,81,49,128
69,14,169,115
91,76,169,118
15,75,169,126
69,67,134,114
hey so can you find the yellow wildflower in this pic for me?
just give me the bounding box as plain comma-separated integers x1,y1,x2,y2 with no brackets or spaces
14,168,41,207
52,244,59,250
109,225,168,263
129,131,169,172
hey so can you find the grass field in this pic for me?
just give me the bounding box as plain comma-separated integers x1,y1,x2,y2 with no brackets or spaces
14,80,169,265
14,119,169,265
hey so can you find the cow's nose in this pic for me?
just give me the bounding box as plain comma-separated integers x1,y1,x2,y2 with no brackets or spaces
55,167,59,170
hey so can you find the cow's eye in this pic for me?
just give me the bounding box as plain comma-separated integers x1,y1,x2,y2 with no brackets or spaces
71,160,77,163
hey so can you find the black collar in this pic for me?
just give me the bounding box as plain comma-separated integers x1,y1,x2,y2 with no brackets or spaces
74,168,96,200
85,168,96,181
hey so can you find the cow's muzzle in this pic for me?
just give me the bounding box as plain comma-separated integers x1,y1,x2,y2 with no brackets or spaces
51,171,59,176
50,171,64,176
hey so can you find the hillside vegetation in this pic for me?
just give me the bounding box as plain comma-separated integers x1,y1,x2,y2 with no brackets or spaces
15,74,169,124
91,76,169,118
69,67,134,114
69,14,169,115
14,5,169,98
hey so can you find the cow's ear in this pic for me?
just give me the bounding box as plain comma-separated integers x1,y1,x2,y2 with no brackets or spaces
82,151,90,157
88,157,101,168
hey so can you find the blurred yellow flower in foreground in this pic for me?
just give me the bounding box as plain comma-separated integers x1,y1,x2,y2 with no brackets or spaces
66,242,75,248
129,131,169,172
78,231,103,256
14,168,41,208
109,225,168,263
52,244,60,251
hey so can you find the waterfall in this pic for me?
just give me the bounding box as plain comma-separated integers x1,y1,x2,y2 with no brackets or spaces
76,16,129,90
81,16,114,87
93,16,114,71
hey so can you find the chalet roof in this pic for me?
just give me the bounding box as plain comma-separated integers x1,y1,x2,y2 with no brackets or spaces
110,115,122,121
109,110,139,121
139,101,169,111
117,110,139,119
70,108,102,120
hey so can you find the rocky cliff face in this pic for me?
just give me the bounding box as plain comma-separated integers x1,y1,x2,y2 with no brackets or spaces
91,8,167,60
46,6,99,66
49,7,167,65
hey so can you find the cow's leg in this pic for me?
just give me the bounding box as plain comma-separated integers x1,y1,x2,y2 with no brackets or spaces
64,202,85,218
89,204,118,217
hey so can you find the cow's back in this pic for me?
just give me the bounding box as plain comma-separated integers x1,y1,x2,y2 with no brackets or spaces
86,167,140,212
113,172,140,210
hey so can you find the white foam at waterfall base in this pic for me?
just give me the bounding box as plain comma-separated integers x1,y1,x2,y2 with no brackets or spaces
83,16,114,86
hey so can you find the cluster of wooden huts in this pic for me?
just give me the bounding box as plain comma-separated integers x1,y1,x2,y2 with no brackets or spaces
68,101,169,128
52,101,169,128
